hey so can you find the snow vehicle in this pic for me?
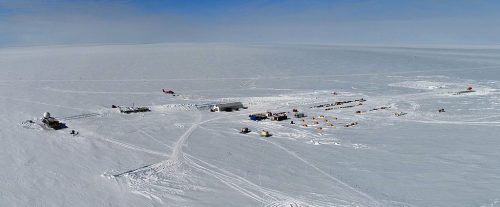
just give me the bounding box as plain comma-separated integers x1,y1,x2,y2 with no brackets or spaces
70,130,79,136
438,108,446,113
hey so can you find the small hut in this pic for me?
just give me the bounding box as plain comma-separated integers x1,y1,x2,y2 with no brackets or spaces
260,130,270,137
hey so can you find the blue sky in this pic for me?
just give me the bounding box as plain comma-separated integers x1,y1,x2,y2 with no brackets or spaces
1,0,500,46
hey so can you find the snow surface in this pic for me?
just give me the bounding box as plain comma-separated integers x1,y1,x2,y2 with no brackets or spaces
1,43,500,207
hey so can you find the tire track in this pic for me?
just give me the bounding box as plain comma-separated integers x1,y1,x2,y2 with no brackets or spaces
261,139,380,207
88,133,169,157
0,95,89,112
184,154,356,207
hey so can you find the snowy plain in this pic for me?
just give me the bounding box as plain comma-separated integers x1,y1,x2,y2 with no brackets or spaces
1,43,500,207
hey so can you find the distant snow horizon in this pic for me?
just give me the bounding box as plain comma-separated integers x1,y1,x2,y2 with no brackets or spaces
1,42,500,51
1,1,500,47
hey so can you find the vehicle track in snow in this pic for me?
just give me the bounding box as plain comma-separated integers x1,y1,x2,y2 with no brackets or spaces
0,95,90,112
187,118,379,206
87,132,170,157
109,109,349,206
261,139,380,206
170,112,203,162
201,126,380,206
110,112,244,199
106,82,500,206
184,154,354,207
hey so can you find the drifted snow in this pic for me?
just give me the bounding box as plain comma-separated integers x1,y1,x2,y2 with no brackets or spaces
1,44,500,207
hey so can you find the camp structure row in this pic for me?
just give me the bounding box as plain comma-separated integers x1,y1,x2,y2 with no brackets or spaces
210,102,246,112
310,98,367,109
451,86,476,95
270,112,288,121
249,111,288,121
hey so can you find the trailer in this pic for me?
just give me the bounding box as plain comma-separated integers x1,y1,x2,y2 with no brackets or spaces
119,106,151,114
